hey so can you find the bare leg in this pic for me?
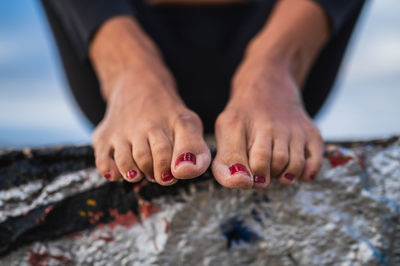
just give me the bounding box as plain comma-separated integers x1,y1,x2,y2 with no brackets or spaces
212,0,329,189
90,17,211,185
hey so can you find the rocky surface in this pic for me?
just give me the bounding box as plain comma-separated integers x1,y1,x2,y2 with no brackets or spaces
0,137,399,265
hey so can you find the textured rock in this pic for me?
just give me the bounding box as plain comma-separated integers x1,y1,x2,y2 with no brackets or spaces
0,137,399,265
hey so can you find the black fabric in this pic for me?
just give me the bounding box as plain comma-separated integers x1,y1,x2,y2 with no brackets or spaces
133,1,277,132
47,0,136,59
315,0,365,35
302,1,365,117
46,0,364,60
42,0,107,126
41,0,365,133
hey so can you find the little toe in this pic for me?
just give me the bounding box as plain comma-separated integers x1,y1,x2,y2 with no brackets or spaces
278,136,306,185
212,113,253,189
171,113,211,179
248,133,272,189
94,144,121,181
113,141,143,183
148,130,177,186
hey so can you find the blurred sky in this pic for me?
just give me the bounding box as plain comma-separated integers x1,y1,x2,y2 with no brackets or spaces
0,0,399,148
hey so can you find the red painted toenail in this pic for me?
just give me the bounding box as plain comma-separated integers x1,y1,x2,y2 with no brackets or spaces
254,175,266,183
229,164,250,176
104,173,111,180
310,173,316,180
175,152,196,167
161,171,174,182
126,169,137,180
284,173,295,181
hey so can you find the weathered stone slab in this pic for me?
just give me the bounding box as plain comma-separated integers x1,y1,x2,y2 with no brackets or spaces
0,137,399,265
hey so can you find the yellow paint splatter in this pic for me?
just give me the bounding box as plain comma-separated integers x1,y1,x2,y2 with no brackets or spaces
79,210,86,217
87,211,93,216
86,199,97,206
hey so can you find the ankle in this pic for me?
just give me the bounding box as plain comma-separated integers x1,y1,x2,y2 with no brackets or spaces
89,16,170,101
231,55,301,105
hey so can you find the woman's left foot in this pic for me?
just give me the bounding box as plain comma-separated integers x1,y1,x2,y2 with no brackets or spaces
212,58,324,189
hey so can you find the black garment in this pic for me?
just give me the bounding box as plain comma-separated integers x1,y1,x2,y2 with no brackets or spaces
41,0,365,133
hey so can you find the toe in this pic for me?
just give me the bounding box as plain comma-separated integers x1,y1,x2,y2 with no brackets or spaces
277,133,306,185
300,132,324,182
131,136,156,182
113,140,143,183
148,130,177,186
212,112,253,189
93,144,121,181
248,133,272,189
270,136,290,179
171,113,211,179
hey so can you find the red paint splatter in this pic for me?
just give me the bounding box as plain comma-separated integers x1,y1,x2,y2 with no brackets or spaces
88,210,104,224
90,229,115,242
44,205,53,214
98,235,115,242
28,250,49,266
358,156,366,168
326,150,353,167
108,209,138,230
34,205,55,224
138,202,158,219
132,179,148,192
96,223,105,229
28,248,69,266
67,232,83,239
163,218,169,234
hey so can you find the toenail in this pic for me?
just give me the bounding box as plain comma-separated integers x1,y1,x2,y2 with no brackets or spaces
284,173,295,181
104,173,111,180
229,164,250,176
310,173,316,180
254,175,266,183
126,169,137,180
161,171,174,182
175,152,196,167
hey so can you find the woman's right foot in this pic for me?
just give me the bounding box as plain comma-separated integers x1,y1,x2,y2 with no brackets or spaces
90,17,211,185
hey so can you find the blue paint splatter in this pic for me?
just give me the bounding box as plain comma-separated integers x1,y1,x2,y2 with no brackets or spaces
251,209,263,225
221,217,259,249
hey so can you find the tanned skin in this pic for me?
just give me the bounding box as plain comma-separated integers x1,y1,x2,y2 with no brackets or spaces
90,0,329,189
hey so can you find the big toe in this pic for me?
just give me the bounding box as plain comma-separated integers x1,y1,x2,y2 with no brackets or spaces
212,161,253,189
171,113,211,179
211,113,253,189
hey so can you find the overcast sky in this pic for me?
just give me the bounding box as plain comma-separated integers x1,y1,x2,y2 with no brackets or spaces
0,0,399,148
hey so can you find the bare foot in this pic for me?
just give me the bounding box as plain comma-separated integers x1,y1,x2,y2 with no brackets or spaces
90,17,211,185
212,57,324,189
